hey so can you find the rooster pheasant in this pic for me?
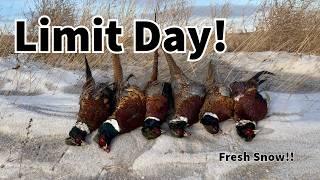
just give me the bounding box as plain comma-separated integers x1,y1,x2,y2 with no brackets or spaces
163,51,206,137
96,54,146,152
65,57,115,146
230,71,274,141
141,49,172,139
199,61,234,134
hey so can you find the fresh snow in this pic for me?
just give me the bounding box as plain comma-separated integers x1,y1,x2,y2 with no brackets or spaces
0,52,319,179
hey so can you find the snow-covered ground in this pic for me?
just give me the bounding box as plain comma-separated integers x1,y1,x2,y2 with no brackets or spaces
0,52,320,179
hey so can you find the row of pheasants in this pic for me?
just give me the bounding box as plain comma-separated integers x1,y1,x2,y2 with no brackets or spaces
65,49,274,152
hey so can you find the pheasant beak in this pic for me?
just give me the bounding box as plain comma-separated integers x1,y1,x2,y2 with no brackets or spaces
244,129,254,139
65,137,83,146
184,130,191,137
153,127,162,135
171,128,190,138
244,129,255,141
102,145,111,153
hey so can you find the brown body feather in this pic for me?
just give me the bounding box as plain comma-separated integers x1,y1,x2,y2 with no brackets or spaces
144,48,170,123
234,88,268,122
77,58,114,131
111,53,146,132
200,62,234,122
200,86,234,122
96,54,146,152
142,47,171,139
230,72,273,141
176,96,204,125
230,71,274,97
233,88,268,141
78,88,113,131
112,86,146,133
163,52,206,124
66,57,115,146
145,81,169,122
230,71,272,122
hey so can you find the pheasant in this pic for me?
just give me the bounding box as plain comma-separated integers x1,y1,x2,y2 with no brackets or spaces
230,71,274,141
96,54,146,152
163,51,206,137
65,56,115,146
141,49,172,139
199,61,234,134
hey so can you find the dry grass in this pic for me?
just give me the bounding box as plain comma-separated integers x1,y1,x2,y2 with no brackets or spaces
0,32,14,57
0,0,319,67
225,0,320,54
19,0,191,68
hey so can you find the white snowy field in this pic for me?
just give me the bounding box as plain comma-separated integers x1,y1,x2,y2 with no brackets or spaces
0,52,320,179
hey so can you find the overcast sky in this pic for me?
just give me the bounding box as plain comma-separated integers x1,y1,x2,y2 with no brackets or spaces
0,0,259,28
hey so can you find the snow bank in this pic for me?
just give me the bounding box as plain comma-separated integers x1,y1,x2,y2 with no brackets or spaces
0,52,319,179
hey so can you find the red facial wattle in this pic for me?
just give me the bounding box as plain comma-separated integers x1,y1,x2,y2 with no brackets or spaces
75,137,82,146
153,127,161,136
245,128,254,137
98,136,106,147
